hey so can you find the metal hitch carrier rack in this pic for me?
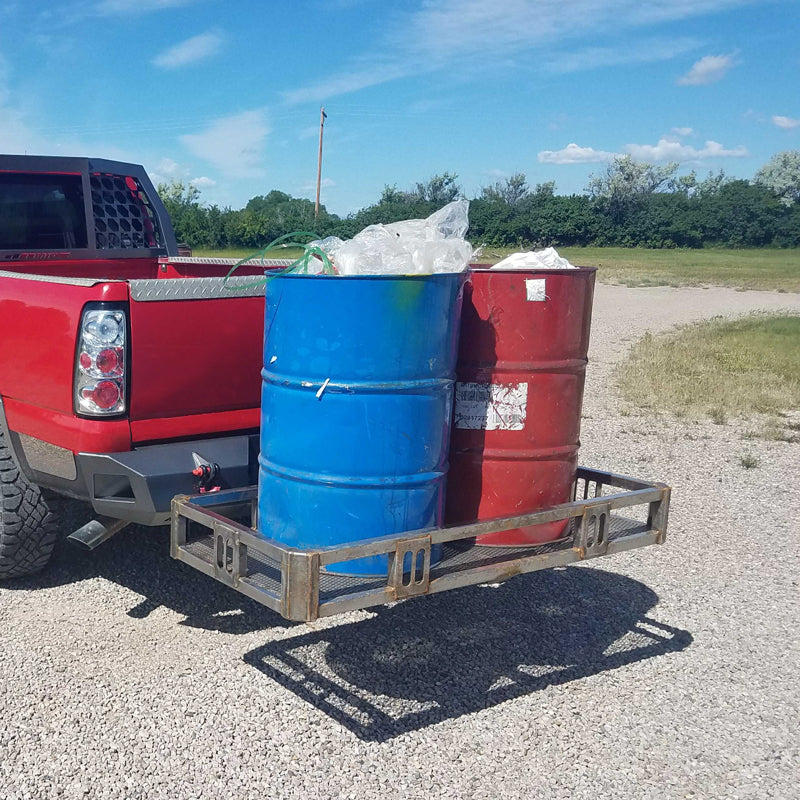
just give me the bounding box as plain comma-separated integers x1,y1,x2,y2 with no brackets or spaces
170,468,670,622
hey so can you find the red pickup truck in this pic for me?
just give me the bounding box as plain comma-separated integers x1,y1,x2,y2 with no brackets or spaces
0,154,276,578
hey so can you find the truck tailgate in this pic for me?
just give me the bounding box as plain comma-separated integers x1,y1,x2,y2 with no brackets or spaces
127,277,265,443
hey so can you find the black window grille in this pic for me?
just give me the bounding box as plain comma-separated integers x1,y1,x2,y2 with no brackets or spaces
90,173,163,250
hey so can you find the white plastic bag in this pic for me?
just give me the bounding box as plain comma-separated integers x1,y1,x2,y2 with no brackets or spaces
491,247,576,270
313,200,473,276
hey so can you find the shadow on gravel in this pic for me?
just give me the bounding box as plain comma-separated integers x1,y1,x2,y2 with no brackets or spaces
243,566,692,742
3,519,290,634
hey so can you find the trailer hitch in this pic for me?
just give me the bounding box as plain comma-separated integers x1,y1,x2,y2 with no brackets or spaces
191,452,220,494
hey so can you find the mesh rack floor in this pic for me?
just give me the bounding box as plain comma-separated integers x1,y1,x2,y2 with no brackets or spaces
181,515,647,604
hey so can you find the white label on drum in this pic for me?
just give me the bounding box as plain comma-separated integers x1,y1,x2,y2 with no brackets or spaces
525,278,546,301
454,382,528,430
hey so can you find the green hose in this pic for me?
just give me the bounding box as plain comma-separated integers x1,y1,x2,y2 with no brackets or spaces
222,231,337,291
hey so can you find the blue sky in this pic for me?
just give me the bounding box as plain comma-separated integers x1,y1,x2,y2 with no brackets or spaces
0,0,798,215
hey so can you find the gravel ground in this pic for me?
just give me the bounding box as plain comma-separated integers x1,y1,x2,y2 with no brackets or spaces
2,284,799,800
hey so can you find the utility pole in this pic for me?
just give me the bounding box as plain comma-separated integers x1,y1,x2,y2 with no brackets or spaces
315,107,327,219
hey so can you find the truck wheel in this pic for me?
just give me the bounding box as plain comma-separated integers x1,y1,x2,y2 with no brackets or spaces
0,430,59,579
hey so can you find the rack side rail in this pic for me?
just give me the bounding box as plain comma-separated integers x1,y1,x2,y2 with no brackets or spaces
171,467,670,623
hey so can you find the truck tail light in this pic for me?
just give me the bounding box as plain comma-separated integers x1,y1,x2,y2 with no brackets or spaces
75,308,127,416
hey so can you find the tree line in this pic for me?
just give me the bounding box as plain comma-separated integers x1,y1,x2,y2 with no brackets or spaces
159,150,800,251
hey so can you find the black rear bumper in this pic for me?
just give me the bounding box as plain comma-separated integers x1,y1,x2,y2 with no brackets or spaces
77,435,259,525
2,400,258,526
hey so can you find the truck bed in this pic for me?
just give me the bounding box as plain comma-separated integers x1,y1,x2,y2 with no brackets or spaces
1,257,290,447
0,256,292,524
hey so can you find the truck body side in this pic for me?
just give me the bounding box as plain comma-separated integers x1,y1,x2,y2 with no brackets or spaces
0,155,269,530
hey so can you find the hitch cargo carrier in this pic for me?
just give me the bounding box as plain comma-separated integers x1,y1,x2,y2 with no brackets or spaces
170,467,670,622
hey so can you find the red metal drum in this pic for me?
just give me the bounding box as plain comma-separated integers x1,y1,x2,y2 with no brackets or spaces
445,267,596,545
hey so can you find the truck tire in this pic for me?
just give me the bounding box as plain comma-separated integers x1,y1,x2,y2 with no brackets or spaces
0,430,59,579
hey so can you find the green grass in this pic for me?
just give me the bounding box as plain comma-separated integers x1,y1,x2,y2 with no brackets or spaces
616,314,800,422
193,247,306,260
743,418,800,443
473,246,800,292
193,245,800,293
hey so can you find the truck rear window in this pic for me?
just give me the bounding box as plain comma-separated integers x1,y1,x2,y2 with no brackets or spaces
0,173,88,250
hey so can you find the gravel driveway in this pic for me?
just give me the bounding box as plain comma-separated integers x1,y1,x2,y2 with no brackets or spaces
2,284,799,800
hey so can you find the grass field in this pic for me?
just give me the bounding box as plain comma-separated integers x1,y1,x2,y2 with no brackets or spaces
616,314,800,438
562,247,800,292
194,247,306,260
193,245,800,292
474,246,800,292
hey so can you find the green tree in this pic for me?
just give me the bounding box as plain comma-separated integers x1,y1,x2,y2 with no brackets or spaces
586,156,680,224
755,150,800,206
413,172,462,204
694,169,732,197
698,180,783,246
157,181,201,208
156,181,207,245
481,173,529,205
152,155,800,252
378,184,417,204
674,171,697,196
586,156,680,198
245,190,293,215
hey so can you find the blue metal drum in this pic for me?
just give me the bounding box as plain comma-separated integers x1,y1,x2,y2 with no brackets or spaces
258,273,464,576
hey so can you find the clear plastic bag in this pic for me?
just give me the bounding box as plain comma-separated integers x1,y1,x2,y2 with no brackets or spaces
490,248,577,270
314,200,473,276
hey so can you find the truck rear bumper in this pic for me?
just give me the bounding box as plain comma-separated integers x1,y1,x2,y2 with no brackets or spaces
1,396,258,526
5,432,253,534
77,435,259,525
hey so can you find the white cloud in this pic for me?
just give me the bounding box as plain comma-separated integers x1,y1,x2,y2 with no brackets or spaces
407,97,452,115
283,0,754,103
297,125,319,141
0,55,223,197
772,115,800,130
97,0,198,15
538,143,617,165
152,32,222,69
677,53,737,85
181,110,270,179
547,37,699,74
407,0,748,61
539,135,749,167
139,158,192,188
0,95,185,184
624,138,748,162
672,127,694,137
151,157,186,179
295,177,336,199
283,64,409,105
148,160,217,190
0,55,103,156
298,177,336,190
0,108,47,154
743,108,769,124
27,0,202,31
0,54,37,152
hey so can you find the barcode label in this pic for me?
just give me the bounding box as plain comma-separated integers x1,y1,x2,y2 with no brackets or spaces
454,382,528,430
